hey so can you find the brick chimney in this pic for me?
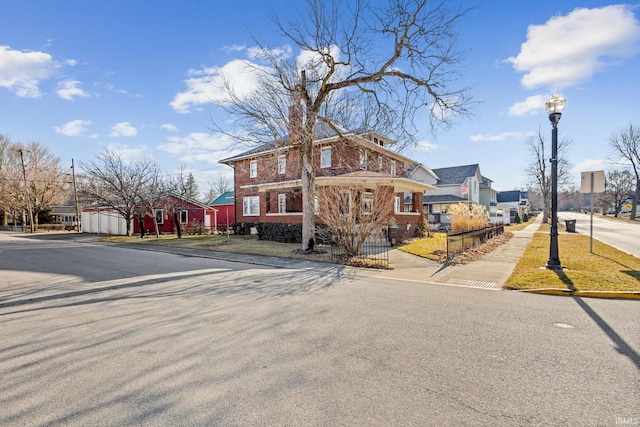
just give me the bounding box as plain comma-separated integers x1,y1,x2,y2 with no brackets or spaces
288,91,302,144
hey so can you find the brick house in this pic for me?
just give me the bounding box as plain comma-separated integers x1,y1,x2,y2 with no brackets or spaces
219,127,434,243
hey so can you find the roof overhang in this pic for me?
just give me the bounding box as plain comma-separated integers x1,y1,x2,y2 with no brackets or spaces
241,176,435,193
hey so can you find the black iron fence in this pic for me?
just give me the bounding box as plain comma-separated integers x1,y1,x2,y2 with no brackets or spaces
330,233,389,265
446,224,504,259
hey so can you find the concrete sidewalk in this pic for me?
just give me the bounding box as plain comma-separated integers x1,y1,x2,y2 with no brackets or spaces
370,215,543,289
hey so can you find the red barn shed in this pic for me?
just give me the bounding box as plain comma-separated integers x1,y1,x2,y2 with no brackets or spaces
133,195,217,235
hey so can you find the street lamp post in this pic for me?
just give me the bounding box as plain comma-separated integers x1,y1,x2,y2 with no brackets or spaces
545,95,566,270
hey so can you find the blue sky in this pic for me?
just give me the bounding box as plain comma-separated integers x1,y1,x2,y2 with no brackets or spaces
2,0,639,195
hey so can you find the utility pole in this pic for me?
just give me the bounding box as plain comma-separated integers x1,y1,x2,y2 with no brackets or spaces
71,159,81,233
18,149,35,234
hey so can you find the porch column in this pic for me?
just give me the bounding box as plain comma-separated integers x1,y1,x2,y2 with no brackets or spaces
412,192,424,215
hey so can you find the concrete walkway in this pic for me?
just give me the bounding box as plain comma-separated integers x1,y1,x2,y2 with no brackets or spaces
371,215,544,289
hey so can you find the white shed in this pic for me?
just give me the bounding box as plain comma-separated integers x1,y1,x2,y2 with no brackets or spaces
81,209,130,235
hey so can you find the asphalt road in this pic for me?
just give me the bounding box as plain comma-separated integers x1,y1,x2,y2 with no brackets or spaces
558,211,640,257
1,233,638,426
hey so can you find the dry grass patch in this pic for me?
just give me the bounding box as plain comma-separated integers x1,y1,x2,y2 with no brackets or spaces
398,232,513,264
99,234,334,263
505,232,640,292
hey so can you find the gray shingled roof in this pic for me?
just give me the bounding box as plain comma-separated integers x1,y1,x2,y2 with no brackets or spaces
430,164,479,185
497,190,526,203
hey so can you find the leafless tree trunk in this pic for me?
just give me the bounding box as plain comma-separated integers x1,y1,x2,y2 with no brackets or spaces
525,130,572,223
212,0,473,250
609,124,640,220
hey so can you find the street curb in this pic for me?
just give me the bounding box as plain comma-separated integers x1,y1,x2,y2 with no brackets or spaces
516,288,640,300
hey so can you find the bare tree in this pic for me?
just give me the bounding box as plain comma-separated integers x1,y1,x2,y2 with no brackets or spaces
603,168,635,217
204,175,233,203
316,184,394,257
0,137,68,230
213,0,473,250
80,150,158,236
525,129,572,223
609,124,640,220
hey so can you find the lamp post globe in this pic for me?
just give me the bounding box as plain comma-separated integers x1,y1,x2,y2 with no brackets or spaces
545,94,566,269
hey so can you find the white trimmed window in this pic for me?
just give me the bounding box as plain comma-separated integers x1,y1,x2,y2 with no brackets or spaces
179,210,188,224
321,147,331,168
394,196,401,214
249,160,257,178
378,156,383,170
278,193,286,213
278,155,286,174
390,160,397,176
362,192,373,214
155,209,164,225
359,150,367,170
243,196,260,216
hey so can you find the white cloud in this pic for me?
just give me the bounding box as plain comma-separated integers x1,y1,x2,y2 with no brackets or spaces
0,45,59,97
161,123,178,132
157,132,243,164
571,158,617,175
66,59,77,66
221,44,246,54
414,139,439,151
507,95,548,117
110,122,137,137
53,119,92,137
56,80,90,100
170,59,267,113
507,5,640,89
105,143,150,162
470,131,535,142
248,45,292,61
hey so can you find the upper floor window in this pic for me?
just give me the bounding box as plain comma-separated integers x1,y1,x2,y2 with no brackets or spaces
378,156,383,171
278,155,286,174
249,160,257,178
390,160,397,176
321,147,332,168
359,150,367,170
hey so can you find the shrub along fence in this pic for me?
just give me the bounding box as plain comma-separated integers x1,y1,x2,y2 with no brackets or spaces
446,224,504,259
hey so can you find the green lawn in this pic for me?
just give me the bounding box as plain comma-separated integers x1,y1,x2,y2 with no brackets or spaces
504,231,640,292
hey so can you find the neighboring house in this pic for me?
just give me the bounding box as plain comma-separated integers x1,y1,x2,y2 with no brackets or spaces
479,176,510,225
50,205,79,227
496,190,529,221
209,191,235,229
406,164,485,228
219,124,435,243
133,195,217,235
82,195,217,236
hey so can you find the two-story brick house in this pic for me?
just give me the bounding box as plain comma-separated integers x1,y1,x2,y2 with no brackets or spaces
219,126,434,243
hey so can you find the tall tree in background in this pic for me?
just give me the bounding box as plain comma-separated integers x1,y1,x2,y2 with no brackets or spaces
184,172,199,201
204,175,233,203
212,0,472,250
525,130,572,223
603,169,635,216
609,123,640,220
80,150,158,236
0,136,68,229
